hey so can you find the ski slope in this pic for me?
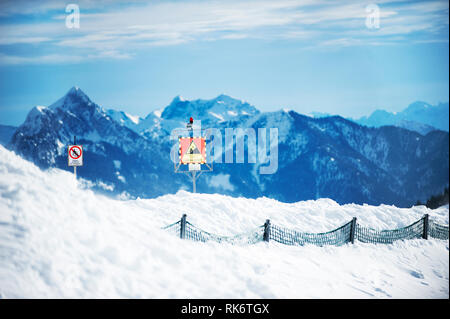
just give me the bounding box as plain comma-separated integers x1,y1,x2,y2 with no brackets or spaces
0,145,448,298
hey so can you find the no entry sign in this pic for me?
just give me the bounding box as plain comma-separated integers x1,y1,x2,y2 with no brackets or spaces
68,145,83,166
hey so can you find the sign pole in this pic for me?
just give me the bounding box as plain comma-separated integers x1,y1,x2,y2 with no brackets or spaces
192,171,196,193
73,136,77,179
174,117,212,194
188,121,195,193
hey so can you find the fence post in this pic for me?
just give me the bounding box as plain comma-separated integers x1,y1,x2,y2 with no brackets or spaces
263,219,271,242
422,214,429,240
180,214,187,239
350,217,357,244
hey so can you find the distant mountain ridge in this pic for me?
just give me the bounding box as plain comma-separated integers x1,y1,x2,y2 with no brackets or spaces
6,87,449,207
353,101,449,134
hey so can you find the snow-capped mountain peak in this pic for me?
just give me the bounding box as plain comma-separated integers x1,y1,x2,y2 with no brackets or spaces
172,95,186,103
214,93,240,104
161,94,259,124
49,86,93,111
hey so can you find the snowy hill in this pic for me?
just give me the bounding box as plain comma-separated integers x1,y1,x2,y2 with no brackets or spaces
0,145,448,298
6,87,450,206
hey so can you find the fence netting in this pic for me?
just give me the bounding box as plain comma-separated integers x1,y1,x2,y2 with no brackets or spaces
185,222,264,244
161,220,181,237
162,215,448,246
355,218,425,244
429,220,449,240
269,221,353,246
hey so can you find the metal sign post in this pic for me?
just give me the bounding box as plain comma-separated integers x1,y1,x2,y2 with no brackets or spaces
73,136,76,179
186,125,199,193
174,118,213,193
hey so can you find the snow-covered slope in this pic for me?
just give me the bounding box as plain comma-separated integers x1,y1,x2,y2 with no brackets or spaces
0,145,448,298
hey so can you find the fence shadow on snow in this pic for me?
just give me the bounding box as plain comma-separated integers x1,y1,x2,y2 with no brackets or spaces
162,214,449,246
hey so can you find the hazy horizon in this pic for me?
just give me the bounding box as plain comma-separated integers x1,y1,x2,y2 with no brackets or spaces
0,85,449,126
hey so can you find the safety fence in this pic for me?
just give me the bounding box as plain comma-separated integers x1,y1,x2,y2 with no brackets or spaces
162,214,449,246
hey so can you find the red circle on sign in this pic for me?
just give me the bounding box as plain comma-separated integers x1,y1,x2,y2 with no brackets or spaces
69,146,82,159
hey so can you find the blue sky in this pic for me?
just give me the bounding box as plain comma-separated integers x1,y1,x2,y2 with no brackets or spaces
0,0,448,126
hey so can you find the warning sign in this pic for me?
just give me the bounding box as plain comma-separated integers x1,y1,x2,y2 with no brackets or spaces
68,145,83,166
179,137,206,164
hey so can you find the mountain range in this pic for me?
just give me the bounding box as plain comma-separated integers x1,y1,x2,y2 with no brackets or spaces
3,87,449,207
353,101,449,135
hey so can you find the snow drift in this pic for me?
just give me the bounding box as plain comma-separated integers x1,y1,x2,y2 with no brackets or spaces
0,145,448,298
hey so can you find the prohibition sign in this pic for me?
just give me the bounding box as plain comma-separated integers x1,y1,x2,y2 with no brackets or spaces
69,145,82,160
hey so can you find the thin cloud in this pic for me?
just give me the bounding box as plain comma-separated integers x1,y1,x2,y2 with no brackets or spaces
0,36,52,45
0,50,131,65
0,0,447,64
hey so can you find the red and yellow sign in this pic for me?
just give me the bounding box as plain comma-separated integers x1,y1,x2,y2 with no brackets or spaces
179,137,206,164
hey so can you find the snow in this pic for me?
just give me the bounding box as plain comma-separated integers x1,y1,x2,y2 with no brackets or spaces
55,139,65,155
0,144,448,298
125,113,140,125
208,111,225,122
153,110,162,118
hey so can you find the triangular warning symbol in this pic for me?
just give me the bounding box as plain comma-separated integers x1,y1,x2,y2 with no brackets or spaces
187,140,201,155
180,137,205,164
